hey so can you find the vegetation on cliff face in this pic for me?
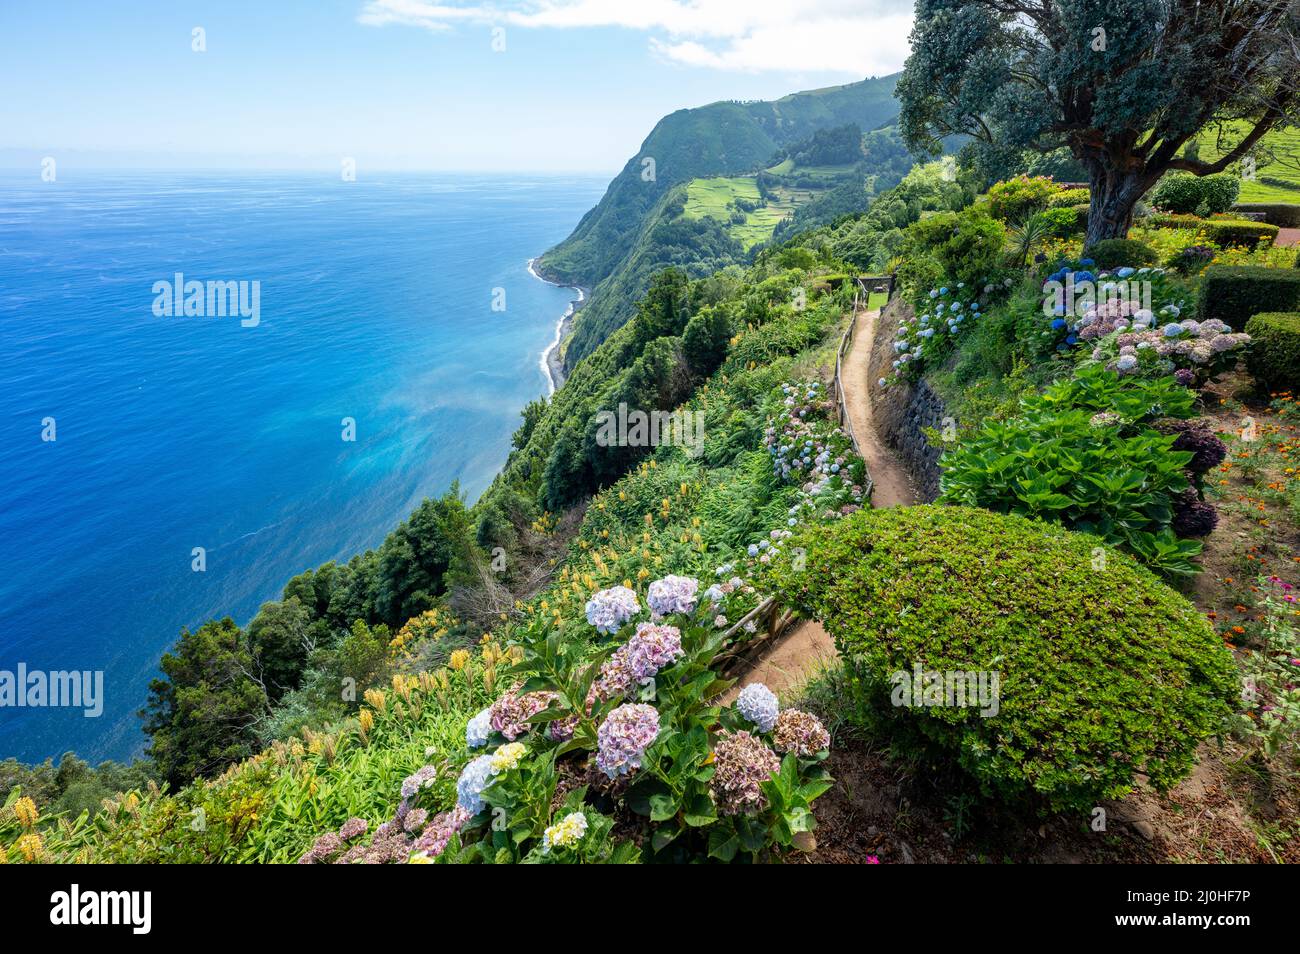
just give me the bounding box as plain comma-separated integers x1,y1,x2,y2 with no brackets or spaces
541,75,903,367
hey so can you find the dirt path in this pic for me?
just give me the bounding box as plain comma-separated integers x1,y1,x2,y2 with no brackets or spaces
1275,226,1300,247
726,305,917,703
842,307,918,508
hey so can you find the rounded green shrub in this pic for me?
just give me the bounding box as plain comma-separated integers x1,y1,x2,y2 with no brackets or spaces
1244,312,1300,393
1046,187,1089,208
772,505,1237,812
1150,172,1241,215
1083,237,1158,269
983,175,1060,222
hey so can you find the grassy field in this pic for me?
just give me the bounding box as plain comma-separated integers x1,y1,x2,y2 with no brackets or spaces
682,176,792,249
1191,122,1300,203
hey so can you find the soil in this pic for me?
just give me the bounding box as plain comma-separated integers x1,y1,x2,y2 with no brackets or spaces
842,307,919,508
724,305,920,705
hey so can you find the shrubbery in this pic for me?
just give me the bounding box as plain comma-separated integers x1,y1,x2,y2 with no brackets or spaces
1232,203,1300,228
1245,312,1300,393
1150,171,1241,215
1199,219,1279,249
1046,187,1089,208
1196,265,1300,329
983,175,1059,222
1082,238,1158,269
939,366,1205,576
899,208,1007,292
771,505,1238,812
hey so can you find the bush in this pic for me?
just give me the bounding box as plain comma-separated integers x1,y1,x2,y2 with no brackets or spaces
1046,187,1089,208
1201,219,1279,249
900,209,1007,292
983,175,1060,222
1146,212,1206,230
1150,172,1241,215
1245,312,1300,393
772,506,1237,812
939,366,1204,576
1038,206,1082,237
1082,237,1158,269
1232,203,1300,228
1196,266,1300,329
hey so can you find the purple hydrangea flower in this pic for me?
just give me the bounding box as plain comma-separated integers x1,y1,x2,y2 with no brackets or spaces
596,703,660,778
646,575,699,618
400,764,438,800
338,817,368,841
585,585,641,634
735,683,779,732
411,805,471,861
627,623,684,683
710,730,781,816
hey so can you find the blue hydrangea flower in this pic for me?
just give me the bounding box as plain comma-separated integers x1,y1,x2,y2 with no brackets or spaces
456,755,495,813
736,682,780,732
466,707,492,749
585,585,641,635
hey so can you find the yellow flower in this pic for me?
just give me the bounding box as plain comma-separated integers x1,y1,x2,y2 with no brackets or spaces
489,742,526,774
13,796,37,830
449,649,470,671
16,832,42,863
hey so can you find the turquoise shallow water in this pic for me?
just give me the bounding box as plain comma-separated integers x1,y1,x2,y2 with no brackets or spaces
0,171,604,762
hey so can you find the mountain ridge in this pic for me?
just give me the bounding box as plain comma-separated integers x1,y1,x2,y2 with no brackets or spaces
540,74,903,368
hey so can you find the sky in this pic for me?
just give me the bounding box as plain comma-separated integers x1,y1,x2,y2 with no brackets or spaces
0,0,915,173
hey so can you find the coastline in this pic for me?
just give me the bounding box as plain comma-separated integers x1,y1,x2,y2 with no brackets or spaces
528,257,587,395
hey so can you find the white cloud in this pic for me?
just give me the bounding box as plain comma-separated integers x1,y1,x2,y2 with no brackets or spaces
356,0,915,75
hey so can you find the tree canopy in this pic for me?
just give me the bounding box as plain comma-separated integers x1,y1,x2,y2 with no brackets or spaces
898,0,1300,241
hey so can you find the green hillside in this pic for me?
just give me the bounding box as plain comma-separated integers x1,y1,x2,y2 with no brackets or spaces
540,75,902,368
1189,122,1300,202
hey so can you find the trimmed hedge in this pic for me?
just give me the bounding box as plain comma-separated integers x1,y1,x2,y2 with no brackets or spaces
772,505,1237,812
1244,312,1300,393
1202,219,1279,249
1082,237,1158,269
1233,203,1300,228
1196,265,1300,329
1146,213,1279,248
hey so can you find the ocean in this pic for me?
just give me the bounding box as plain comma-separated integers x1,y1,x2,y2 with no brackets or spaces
0,171,605,763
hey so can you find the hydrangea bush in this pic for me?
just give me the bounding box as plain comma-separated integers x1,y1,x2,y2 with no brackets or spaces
422,577,833,864
1036,259,1250,387
763,380,869,520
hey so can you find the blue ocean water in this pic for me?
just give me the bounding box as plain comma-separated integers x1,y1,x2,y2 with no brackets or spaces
0,172,604,763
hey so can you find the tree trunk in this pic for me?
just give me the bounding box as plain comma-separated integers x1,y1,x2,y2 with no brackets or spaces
1076,142,1163,247
1084,169,1151,245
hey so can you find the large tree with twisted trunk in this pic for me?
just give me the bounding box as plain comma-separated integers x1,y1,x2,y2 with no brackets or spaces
897,0,1300,244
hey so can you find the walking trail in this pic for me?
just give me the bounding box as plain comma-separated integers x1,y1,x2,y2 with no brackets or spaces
723,305,917,703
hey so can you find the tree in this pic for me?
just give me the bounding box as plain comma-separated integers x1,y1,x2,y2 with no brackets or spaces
245,596,312,702
897,0,1299,243
141,618,268,788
